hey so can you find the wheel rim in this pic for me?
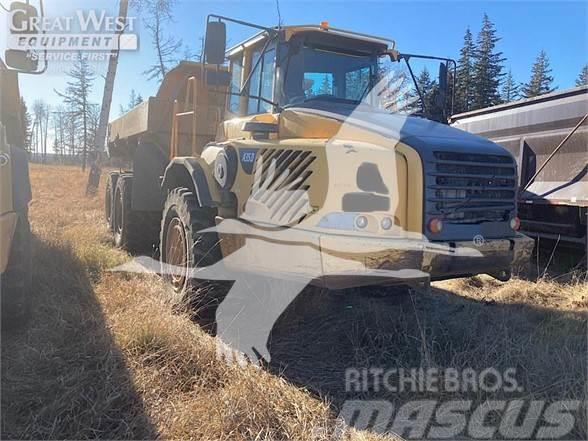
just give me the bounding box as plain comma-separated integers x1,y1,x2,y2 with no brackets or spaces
165,217,187,292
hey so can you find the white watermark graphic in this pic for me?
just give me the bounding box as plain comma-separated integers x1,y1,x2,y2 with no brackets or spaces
346,367,523,394
7,8,138,52
337,399,582,440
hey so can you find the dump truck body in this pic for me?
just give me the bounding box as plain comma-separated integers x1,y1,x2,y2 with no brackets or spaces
106,21,533,288
451,86,588,247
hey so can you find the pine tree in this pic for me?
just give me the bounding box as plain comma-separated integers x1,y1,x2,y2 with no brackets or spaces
55,55,96,170
119,89,144,115
318,74,332,95
575,64,588,87
416,67,438,114
472,14,505,110
455,28,475,113
501,69,520,103
522,50,556,98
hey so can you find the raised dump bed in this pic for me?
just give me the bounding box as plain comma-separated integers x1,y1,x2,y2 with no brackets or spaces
451,86,588,247
107,61,228,161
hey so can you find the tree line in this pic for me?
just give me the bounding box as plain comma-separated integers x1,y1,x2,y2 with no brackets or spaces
21,8,588,166
447,13,586,114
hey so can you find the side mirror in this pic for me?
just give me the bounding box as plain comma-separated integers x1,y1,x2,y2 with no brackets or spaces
438,62,448,92
5,50,38,72
204,21,226,65
5,1,40,73
435,62,448,119
9,1,38,32
206,69,231,87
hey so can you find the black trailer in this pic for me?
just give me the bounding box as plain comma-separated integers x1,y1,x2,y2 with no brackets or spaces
451,86,588,249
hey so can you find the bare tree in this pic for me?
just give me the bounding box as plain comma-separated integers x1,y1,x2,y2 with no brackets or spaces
142,0,183,81
55,55,96,170
94,0,129,155
51,107,67,160
32,100,50,163
65,108,78,159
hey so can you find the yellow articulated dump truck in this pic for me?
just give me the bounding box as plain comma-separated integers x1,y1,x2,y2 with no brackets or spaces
1,2,43,328
106,16,533,299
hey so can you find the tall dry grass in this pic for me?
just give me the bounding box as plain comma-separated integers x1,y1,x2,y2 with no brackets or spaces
1,165,392,440
1,164,586,440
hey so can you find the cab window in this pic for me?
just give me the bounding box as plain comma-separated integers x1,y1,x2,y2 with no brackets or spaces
228,57,243,114
247,46,276,115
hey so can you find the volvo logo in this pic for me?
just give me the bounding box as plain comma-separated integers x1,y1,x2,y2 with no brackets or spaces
0,153,9,167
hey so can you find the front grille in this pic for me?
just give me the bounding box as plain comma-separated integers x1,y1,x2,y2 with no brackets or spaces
427,151,517,224
249,148,316,225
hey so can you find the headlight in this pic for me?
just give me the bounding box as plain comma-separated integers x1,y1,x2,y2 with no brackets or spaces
381,217,393,230
355,215,368,229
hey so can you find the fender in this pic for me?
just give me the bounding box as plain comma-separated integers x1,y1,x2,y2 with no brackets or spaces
131,140,168,211
161,157,215,207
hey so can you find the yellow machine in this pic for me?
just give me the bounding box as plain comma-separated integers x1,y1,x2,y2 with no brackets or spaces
107,16,533,298
0,0,42,328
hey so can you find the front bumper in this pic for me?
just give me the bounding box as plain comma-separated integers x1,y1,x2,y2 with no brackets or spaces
318,233,534,289
0,211,18,274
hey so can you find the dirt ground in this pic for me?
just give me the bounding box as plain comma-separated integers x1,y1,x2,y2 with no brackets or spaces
1,164,586,440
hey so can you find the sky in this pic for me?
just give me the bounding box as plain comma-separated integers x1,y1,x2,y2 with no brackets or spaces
2,0,587,128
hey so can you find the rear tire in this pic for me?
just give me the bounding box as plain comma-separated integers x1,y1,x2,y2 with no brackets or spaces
105,172,119,232
1,212,32,330
113,175,159,254
160,188,225,323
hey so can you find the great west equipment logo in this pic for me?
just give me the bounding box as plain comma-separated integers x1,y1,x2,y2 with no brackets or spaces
6,4,138,52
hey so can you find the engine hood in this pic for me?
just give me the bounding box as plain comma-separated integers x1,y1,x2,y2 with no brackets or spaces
282,101,518,242
285,102,511,157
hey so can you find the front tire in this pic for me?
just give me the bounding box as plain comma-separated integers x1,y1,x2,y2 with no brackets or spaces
1,212,32,330
160,188,224,321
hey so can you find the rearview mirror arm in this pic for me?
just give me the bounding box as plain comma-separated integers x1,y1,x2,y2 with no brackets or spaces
239,34,276,96
402,55,428,116
400,53,457,117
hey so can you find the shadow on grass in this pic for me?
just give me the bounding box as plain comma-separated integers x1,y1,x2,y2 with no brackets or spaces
266,283,587,439
1,236,157,440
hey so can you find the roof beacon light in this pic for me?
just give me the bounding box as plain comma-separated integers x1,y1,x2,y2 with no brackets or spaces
320,21,329,29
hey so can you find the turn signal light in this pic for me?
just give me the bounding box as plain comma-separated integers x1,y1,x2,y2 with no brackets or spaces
428,218,443,234
510,217,521,231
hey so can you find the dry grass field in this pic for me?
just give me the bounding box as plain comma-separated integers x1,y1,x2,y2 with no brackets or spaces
1,164,586,440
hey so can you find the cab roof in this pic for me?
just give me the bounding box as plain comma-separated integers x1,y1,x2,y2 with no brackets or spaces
226,24,395,58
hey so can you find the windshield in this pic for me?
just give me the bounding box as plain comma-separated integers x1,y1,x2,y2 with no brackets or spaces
281,44,425,115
